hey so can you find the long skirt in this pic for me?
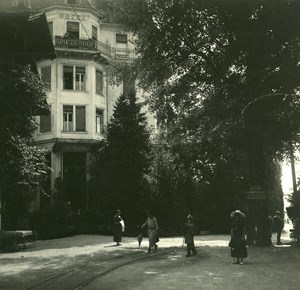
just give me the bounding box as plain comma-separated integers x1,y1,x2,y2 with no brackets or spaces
113,223,122,243
230,239,248,258
147,229,159,247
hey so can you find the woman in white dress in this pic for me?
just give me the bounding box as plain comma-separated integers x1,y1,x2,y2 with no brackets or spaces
141,210,159,253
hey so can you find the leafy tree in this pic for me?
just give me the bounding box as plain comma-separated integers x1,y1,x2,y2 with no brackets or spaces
0,64,49,229
90,92,151,232
146,131,196,233
104,0,300,239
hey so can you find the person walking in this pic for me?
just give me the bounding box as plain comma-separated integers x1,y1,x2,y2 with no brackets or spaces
113,209,124,246
141,210,159,253
229,210,248,265
184,215,197,257
273,211,284,245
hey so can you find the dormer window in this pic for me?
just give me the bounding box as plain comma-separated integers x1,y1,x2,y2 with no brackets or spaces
66,22,79,39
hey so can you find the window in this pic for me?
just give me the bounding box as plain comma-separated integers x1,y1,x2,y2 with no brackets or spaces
116,33,128,55
66,21,79,39
48,21,53,37
41,66,51,90
63,105,86,132
63,105,73,131
76,106,86,131
116,33,128,44
40,110,51,133
96,109,104,134
63,65,86,91
63,66,73,90
75,67,85,91
96,70,103,95
92,25,97,40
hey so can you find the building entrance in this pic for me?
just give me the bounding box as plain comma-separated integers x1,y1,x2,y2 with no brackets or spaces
62,152,87,210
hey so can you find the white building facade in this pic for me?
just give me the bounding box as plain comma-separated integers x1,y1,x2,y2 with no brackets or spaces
30,0,155,211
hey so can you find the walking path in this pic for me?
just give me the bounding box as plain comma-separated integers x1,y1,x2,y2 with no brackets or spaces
0,230,298,290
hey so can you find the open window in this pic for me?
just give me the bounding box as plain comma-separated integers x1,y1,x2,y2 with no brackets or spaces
63,105,86,132
63,65,86,91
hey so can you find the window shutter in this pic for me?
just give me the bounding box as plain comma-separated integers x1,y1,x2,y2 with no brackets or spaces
76,106,86,131
40,113,51,133
41,66,51,90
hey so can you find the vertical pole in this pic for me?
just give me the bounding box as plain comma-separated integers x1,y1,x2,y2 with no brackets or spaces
289,142,297,194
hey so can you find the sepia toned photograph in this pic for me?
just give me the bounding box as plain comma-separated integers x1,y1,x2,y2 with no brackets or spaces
0,0,300,289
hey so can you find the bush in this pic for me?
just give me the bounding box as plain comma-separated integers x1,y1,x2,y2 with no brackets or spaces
72,210,98,234
33,202,75,240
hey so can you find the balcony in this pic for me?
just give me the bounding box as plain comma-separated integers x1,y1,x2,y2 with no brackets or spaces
53,36,135,59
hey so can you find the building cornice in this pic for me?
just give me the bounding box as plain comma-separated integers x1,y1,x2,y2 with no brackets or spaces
40,4,101,19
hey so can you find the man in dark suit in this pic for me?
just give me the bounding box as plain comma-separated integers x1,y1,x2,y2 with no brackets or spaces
273,211,284,245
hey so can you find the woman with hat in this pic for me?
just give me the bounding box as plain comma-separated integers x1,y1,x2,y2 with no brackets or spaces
113,209,124,246
229,210,248,264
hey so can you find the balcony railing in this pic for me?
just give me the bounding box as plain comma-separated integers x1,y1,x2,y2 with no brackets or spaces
53,36,135,59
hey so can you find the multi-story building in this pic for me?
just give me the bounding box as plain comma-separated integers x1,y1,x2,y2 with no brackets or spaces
14,0,155,212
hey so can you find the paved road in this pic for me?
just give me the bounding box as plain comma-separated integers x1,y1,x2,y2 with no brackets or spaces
0,232,298,290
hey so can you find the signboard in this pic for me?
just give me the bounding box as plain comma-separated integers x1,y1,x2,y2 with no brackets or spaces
55,36,96,50
245,185,267,200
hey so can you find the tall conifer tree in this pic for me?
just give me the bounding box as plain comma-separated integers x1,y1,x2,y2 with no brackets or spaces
91,92,151,231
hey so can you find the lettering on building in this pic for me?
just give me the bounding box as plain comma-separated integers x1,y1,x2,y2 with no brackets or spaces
59,13,87,21
55,37,96,50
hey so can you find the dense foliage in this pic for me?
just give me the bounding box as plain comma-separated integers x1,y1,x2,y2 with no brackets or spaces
101,0,300,236
90,92,151,233
0,65,49,229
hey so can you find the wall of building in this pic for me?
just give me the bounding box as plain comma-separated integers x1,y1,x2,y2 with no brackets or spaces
31,0,156,210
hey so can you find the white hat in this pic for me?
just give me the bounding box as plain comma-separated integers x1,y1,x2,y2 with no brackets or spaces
230,209,245,218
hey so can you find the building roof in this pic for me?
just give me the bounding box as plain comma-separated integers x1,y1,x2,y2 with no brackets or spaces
0,11,56,63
